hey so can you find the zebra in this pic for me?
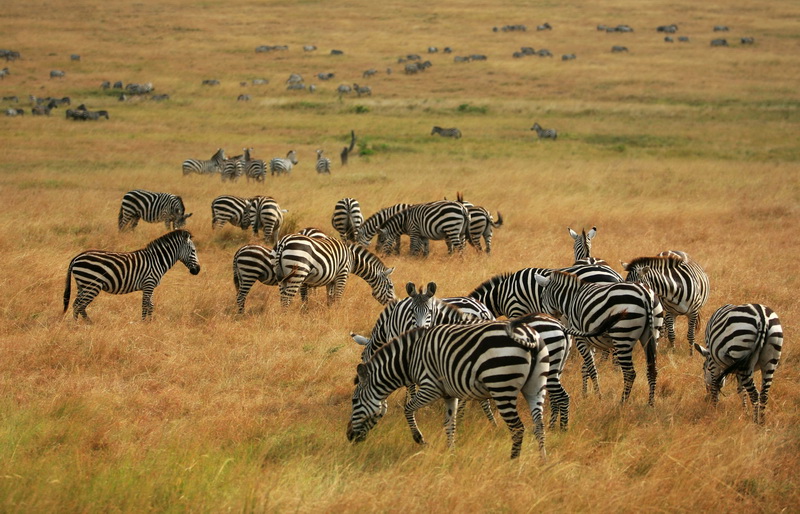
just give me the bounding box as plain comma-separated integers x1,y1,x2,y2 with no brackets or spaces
694,304,783,424
63,230,200,321
531,122,557,140
347,315,550,459
118,189,192,232
221,154,244,182
454,192,503,253
357,203,413,252
710,39,728,47
315,149,331,174
534,270,664,405
249,196,285,245
50,70,65,79
274,234,395,308
211,195,252,231
182,148,225,176
623,251,710,354
337,84,352,95
568,226,597,262
352,84,372,96
611,45,629,52
242,148,266,182
378,200,469,257
232,244,279,314
331,198,363,243
269,150,298,176
431,126,462,139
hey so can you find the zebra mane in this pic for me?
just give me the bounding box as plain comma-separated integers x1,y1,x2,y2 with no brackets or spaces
549,269,585,285
370,325,430,361
146,229,191,250
625,255,685,268
469,272,513,298
350,243,389,271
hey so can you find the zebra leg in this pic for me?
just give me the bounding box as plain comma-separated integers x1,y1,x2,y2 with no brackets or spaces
494,397,527,459
687,312,700,356
141,285,156,320
280,277,303,308
738,372,760,423
664,311,676,348
547,381,570,431
576,338,600,396
403,387,441,445
758,374,774,425
479,399,497,426
443,397,459,449
73,285,99,321
616,347,636,404
483,231,492,254
235,276,258,314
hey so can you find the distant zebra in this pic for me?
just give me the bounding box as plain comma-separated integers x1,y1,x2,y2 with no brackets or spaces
358,203,413,253
63,230,200,321
568,226,597,262
182,148,225,176
337,84,352,95
378,200,469,256
431,126,462,139
269,150,298,176
50,70,65,79
242,148,266,182
249,196,285,244
622,251,710,354
315,149,331,174
347,315,550,459
118,189,192,232
331,198,364,243
454,192,502,253
694,304,783,424
232,244,279,314
353,83,372,96
211,195,252,231
531,122,557,140
221,154,244,182
274,234,395,307
534,270,664,405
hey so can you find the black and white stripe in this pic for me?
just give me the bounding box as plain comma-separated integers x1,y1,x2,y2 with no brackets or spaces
118,189,192,232
358,203,413,252
378,200,469,256
211,195,252,231
232,244,279,314
694,304,783,424
269,150,298,176
454,193,503,254
249,196,285,245
274,234,395,307
63,230,201,321
182,148,225,175
315,149,332,174
220,154,244,182
347,315,550,459
243,148,266,182
531,122,557,139
331,198,364,243
623,251,710,354
534,270,664,405
431,126,462,139
568,226,596,262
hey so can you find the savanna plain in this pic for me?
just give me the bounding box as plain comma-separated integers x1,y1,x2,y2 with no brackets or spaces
1,0,799,511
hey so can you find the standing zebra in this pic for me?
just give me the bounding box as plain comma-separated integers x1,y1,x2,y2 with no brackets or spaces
211,195,252,231
623,251,710,354
118,189,192,232
358,203,413,252
221,154,244,182
568,226,597,262
232,244,279,314
454,192,503,254
534,270,664,405
63,230,201,321
182,148,225,175
531,122,557,140
431,126,462,139
249,196,285,245
315,149,332,174
331,198,363,243
347,315,550,459
694,304,783,424
269,150,298,175
274,234,395,308
242,148,266,182
378,200,469,256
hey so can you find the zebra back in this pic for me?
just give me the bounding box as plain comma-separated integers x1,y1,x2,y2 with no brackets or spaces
331,198,364,243
232,243,278,314
315,149,332,174
118,189,191,231
211,195,252,230
182,148,225,175
359,203,413,247
250,196,285,244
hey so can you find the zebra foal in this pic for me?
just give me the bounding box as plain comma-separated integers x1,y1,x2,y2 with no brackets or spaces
63,230,200,321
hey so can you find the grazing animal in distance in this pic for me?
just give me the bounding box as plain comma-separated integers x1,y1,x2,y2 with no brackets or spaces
315,149,332,174
531,122,557,140
269,150,298,175
431,126,462,139
182,148,225,176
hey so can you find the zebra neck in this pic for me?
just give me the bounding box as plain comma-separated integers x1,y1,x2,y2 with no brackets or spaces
370,336,414,391
143,243,179,271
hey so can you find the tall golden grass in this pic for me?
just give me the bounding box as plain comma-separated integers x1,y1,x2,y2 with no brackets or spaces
1,0,799,511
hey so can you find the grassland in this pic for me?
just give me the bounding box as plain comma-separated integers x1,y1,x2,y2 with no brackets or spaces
1,0,799,511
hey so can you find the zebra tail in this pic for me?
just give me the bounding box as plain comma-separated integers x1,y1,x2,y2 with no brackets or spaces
117,204,125,230
492,212,504,228
564,310,629,339
232,258,240,292
506,313,542,348
63,260,73,314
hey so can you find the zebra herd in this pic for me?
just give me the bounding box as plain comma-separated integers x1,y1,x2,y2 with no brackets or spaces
61,187,784,460
182,148,327,181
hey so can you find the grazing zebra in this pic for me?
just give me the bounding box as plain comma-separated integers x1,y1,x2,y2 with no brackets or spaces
242,148,266,182
568,226,597,262
534,270,664,405
232,244,279,314
710,39,728,47
431,126,462,139
249,196,285,245
454,193,503,254
315,149,331,174
623,251,710,354
182,148,225,176
694,304,783,424
221,154,244,182
63,230,200,321
337,84,352,95
611,45,629,53
347,315,550,459
274,234,395,307
211,195,252,231
378,200,469,256
531,122,557,140
357,203,413,251
50,70,65,79
331,198,363,243
118,189,192,232
352,83,372,96
269,150,298,176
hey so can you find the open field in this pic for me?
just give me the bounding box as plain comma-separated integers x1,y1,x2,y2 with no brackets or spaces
1,0,799,511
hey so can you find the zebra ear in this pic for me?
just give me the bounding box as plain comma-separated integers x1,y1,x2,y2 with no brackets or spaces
350,332,370,346
384,267,395,277
533,274,550,288
587,226,597,240
694,343,709,358
356,363,369,381
183,212,193,219
406,282,416,297
568,228,578,240
620,261,630,271
426,282,437,296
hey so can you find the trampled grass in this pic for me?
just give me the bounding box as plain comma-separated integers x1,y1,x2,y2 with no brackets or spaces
1,0,799,511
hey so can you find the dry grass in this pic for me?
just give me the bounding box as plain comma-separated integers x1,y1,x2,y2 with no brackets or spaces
1,0,799,511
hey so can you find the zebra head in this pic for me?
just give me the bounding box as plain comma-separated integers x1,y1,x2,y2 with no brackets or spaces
568,226,596,261
174,212,193,230
372,267,396,305
693,343,724,395
176,231,201,275
533,272,564,319
347,363,388,443
621,260,655,287
287,150,298,164
406,281,437,327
